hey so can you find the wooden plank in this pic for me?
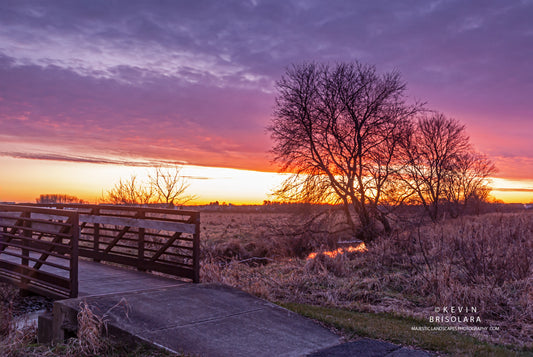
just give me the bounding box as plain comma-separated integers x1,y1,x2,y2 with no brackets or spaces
193,214,200,283
0,212,23,218
146,260,195,280
144,245,193,252
0,275,69,300
0,218,24,252
138,210,145,271
33,203,198,217
12,204,200,285
79,215,197,234
70,214,79,298
92,207,101,263
149,232,181,262
79,248,193,270
0,261,71,289
0,204,77,219
33,218,74,271
19,225,71,238
103,225,131,254
2,237,72,255
0,250,70,271
0,218,19,226
0,205,79,298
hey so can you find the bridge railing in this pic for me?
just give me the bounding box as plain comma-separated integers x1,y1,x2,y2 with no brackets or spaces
36,204,200,283
0,204,79,298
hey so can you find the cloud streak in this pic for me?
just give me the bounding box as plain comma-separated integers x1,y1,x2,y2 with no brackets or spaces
0,151,185,167
493,188,533,193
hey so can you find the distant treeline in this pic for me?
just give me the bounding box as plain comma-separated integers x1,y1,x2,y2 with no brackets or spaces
191,200,528,215
35,194,86,204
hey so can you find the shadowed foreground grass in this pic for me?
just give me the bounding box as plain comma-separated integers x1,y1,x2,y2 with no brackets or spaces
203,211,533,349
282,303,533,357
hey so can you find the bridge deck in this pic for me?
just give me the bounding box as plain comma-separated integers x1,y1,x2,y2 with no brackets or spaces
56,283,341,357
2,251,340,356
0,250,184,296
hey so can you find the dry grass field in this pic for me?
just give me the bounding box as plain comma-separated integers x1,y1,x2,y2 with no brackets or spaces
1,208,531,356
201,209,533,352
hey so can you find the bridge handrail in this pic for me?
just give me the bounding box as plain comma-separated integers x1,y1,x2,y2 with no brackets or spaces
34,204,201,283
0,204,79,298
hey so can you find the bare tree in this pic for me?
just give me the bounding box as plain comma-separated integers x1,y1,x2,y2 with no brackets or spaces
149,165,195,207
104,175,154,205
401,113,471,221
104,166,194,207
269,61,420,241
443,151,496,216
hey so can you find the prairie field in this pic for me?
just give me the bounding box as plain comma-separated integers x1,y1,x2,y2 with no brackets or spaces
201,209,533,350
1,208,532,356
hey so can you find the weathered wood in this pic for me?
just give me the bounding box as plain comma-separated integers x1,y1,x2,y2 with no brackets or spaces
92,207,101,263
79,214,196,233
72,205,199,281
70,214,79,298
0,261,71,289
193,212,200,283
149,231,181,262
2,203,200,297
138,210,145,271
0,240,71,259
0,217,24,252
0,250,70,271
102,225,132,254
0,205,79,298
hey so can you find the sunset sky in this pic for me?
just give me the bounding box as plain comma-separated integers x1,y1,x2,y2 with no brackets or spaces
1,0,532,204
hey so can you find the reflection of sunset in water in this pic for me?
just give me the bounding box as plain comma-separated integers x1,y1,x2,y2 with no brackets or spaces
307,242,368,260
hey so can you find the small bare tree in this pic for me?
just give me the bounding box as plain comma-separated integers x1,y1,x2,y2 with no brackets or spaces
401,113,471,221
443,151,496,216
149,165,195,207
104,175,154,205
104,166,195,206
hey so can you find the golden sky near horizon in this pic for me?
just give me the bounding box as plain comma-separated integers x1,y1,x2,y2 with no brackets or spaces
0,157,532,205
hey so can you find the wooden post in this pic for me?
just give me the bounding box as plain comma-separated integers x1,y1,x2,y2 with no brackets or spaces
93,207,100,262
21,211,31,288
138,210,145,271
0,225,5,251
192,212,200,283
69,212,79,298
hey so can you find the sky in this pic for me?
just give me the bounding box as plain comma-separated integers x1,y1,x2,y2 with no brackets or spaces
0,0,532,204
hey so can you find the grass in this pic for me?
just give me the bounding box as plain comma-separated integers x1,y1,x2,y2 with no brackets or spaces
2,209,532,355
282,302,533,357
202,210,533,350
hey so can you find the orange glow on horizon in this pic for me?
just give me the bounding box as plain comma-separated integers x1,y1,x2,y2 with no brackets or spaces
0,155,532,205
0,156,286,205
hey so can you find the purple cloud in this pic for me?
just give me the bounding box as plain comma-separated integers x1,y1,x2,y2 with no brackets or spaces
0,0,532,178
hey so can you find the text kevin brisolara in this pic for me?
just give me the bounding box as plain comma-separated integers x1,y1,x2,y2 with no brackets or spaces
430,306,481,323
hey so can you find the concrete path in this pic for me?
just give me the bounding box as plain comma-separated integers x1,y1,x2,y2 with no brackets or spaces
310,338,433,356
3,252,434,356
56,283,341,357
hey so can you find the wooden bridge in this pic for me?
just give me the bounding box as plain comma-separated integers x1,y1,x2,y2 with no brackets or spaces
0,204,200,299
0,203,346,356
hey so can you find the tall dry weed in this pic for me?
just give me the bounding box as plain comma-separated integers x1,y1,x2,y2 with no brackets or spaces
0,284,17,337
201,211,533,347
